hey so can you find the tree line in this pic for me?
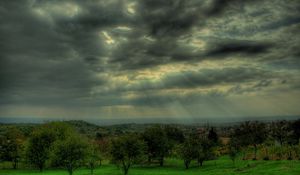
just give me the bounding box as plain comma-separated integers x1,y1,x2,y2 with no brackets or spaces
0,120,300,175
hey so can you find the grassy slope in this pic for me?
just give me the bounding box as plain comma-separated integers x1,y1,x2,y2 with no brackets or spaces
1,156,299,175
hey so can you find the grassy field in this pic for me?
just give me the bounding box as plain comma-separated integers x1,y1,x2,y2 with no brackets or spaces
1,156,299,175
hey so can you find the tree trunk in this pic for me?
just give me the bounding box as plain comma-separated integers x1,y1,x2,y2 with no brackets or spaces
12,159,17,169
279,138,283,146
39,164,43,172
184,160,190,169
123,165,130,175
122,160,130,175
198,158,203,167
68,169,73,175
254,144,257,160
288,146,292,160
159,157,164,166
242,151,246,160
67,165,73,175
90,163,95,175
124,167,129,175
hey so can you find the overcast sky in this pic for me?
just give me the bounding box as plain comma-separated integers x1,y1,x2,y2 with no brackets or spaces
0,0,299,123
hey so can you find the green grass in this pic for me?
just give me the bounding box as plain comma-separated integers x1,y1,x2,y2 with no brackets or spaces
1,156,299,175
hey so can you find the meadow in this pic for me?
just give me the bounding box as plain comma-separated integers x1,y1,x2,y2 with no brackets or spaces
1,156,299,175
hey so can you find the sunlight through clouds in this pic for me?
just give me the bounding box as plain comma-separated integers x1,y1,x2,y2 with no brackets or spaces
0,0,299,121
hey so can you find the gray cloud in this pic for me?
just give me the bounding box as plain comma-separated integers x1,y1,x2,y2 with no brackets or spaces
115,67,274,95
162,67,270,88
0,0,299,119
206,41,272,57
136,0,205,37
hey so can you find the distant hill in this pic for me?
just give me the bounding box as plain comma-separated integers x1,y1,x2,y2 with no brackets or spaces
1,117,299,139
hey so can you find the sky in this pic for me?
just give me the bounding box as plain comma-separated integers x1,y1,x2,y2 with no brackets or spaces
0,0,300,123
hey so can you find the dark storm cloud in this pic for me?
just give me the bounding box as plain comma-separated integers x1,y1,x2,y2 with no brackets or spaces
108,0,210,70
0,0,299,110
136,0,204,37
227,79,273,95
162,67,270,88
0,57,108,105
205,0,234,16
206,41,272,57
205,0,262,17
110,38,202,70
0,0,111,105
262,16,300,31
110,0,275,71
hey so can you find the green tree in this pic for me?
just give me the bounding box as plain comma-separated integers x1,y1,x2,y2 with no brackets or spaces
86,141,101,175
0,127,24,169
111,134,145,175
232,121,267,160
51,134,88,175
270,120,291,146
143,125,170,166
249,122,267,160
196,137,212,167
180,135,198,169
180,132,214,168
95,137,111,164
287,120,300,146
164,125,185,144
208,127,219,146
26,127,56,171
228,138,240,165
25,122,74,171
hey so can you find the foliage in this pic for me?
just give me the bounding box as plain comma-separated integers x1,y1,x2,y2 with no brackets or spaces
25,122,75,171
111,134,145,175
180,135,197,169
25,126,56,171
196,136,213,166
228,138,239,165
0,127,24,169
208,127,219,146
164,125,185,144
95,137,111,160
51,134,88,175
232,121,267,160
180,132,215,169
2,119,300,174
86,141,102,175
291,119,300,143
143,125,171,166
270,120,292,146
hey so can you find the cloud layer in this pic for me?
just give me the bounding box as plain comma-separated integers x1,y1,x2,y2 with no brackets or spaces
0,0,299,121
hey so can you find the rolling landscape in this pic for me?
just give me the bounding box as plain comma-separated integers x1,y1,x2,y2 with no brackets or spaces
1,119,300,175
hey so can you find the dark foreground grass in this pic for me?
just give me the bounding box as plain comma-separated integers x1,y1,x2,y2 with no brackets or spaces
1,156,299,175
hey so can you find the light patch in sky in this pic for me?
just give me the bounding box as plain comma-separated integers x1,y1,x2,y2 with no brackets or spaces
190,39,206,50
116,26,132,31
143,36,156,42
102,31,115,45
127,2,136,14
35,2,81,18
